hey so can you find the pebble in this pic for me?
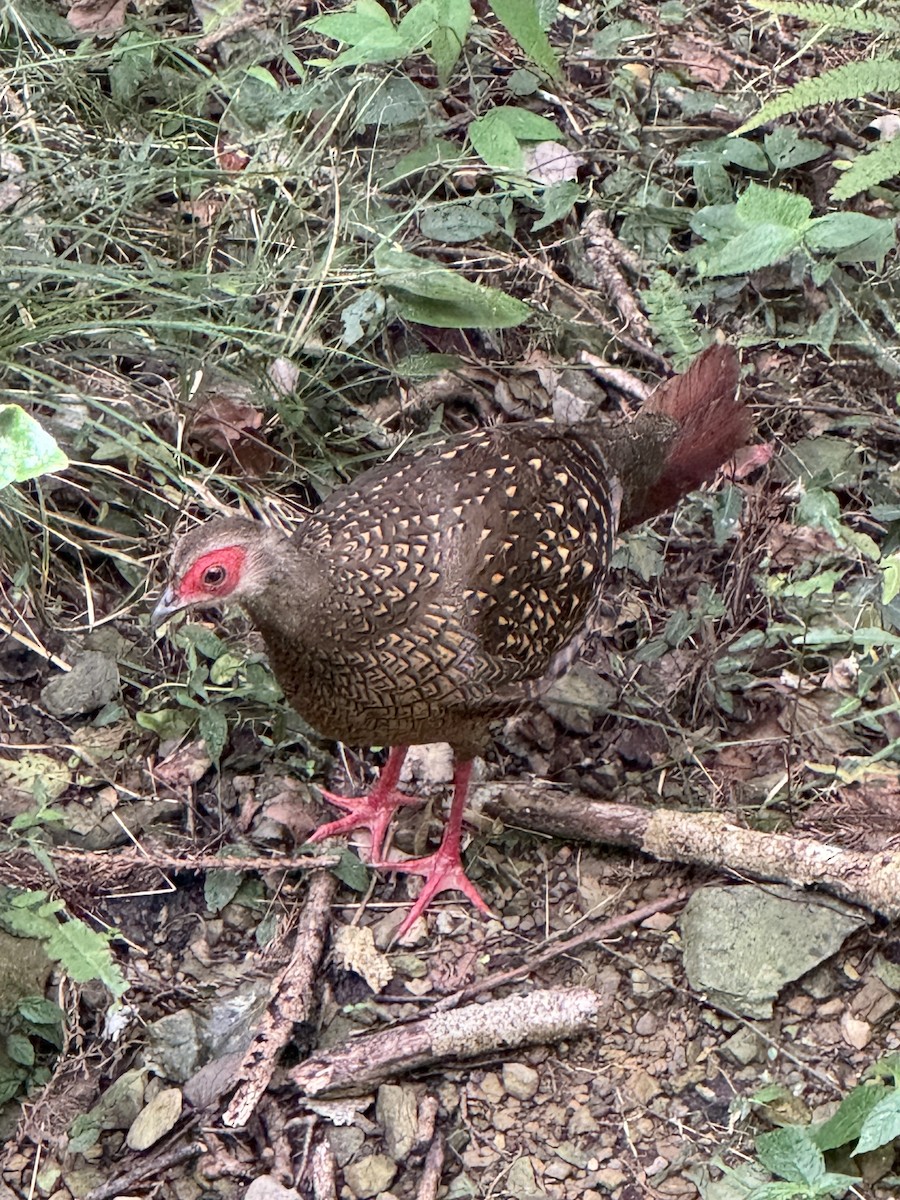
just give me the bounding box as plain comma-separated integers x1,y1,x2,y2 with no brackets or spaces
503,1062,540,1100
343,1154,397,1199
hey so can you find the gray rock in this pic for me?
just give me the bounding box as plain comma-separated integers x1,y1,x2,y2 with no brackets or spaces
325,1124,366,1168
721,1027,763,1066
144,1010,202,1082
41,651,119,717
244,1177,300,1200
542,663,614,734
376,1084,418,1160
680,884,865,1019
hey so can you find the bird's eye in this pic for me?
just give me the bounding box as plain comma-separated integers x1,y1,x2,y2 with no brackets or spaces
202,565,227,587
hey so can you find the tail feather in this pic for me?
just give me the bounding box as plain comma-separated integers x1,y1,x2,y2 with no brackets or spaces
624,344,748,528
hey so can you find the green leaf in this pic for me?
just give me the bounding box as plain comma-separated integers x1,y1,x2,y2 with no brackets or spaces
469,113,524,171
701,224,804,277
832,136,900,200
489,0,561,78
45,919,128,998
469,106,561,171
109,31,157,105
0,405,68,489
736,183,812,230
205,868,243,914
308,0,395,46
6,1033,35,1068
531,180,581,230
419,201,499,243
812,1084,888,1151
428,0,472,83
375,244,531,328
16,997,65,1026
746,0,900,33
755,1126,825,1185
593,18,646,59
882,553,900,606
763,127,825,171
332,849,370,892
805,211,892,254
738,58,900,135
855,1088,900,1155
199,706,228,763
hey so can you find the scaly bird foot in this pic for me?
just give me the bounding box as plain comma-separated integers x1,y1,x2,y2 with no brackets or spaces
373,842,494,938
307,786,421,862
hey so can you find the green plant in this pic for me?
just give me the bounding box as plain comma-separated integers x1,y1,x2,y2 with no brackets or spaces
0,889,127,999
0,996,65,1106
739,5,900,200
0,405,68,489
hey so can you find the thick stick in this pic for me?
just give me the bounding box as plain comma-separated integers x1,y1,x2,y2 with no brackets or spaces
483,783,900,919
290,987,600,1098
224,871,337,1126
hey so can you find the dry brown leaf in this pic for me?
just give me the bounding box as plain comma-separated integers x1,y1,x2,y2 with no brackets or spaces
67,0,127,32
669,37,732,89
766,521,841,567
189,387,275,476
153,742,212,789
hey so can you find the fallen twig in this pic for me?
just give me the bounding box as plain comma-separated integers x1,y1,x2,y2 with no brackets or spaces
224,870,338,1127
84,1140,206,1200
483,782,899,919
290,987,599,1097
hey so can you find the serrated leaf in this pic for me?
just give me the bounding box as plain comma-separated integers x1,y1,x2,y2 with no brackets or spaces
736,183,812,230
45,919,128,998
198,706,228,762
755,1126,825,1185
17,997,65,1026
855,1087,900,1155
205,868,243,913
701,224,803,277
0,405,68,489
375,244,530,328
6,1033,34,1067
489,0,561,77
738,58,900,135
812,1083,888,1151
832,136,900,200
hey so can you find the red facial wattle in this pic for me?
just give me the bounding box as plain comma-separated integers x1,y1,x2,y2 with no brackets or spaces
178,545,247,604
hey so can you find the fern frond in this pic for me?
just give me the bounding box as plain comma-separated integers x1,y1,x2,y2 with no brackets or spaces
831,136,900,198
747,0,900,35
642,273,704,369
738,58,900,134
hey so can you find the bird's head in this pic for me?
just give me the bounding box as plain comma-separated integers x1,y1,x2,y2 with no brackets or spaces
151,517,282,629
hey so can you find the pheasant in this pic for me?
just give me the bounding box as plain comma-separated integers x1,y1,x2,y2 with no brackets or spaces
153,345,749,936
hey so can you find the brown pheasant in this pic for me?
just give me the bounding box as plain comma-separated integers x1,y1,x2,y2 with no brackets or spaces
153,345,749,935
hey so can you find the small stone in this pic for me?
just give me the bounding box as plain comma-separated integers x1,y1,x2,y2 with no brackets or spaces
544,1161,572,1181
326,1126,365,1168
721,1028,763,1066
567,1106,599,1136
343,1154,397,1199
41,651,120,718
507,1155,543,1199
126,1088,183,1151
634,1012,658,1037
502,1062,539,1101
244,1177,301,1200
625,1069,662,1107
841,1012,871,1050
595,1167,627,1191
478,1072,505,1104
376,1084,418,1160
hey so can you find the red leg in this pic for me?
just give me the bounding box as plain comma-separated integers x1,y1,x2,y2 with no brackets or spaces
373,759,493,937
307,745,420,862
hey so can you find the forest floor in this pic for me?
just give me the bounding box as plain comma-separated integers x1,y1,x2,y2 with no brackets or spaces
2,0,900,1196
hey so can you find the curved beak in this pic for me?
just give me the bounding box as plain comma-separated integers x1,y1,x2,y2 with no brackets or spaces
151,585,181,631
